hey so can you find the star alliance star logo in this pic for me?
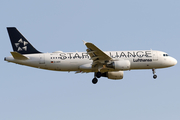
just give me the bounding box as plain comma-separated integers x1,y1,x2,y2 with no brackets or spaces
15,38,28,51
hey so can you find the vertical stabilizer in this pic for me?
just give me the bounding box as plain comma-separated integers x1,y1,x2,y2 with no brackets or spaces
7,27,41,54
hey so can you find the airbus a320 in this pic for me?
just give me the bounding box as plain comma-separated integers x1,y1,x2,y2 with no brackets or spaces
4,27,177,84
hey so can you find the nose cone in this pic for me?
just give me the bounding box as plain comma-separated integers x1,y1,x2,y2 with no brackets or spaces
172,58,177,66
163,57,177,67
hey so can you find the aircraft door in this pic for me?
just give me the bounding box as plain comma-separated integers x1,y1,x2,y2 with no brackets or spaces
153,51,158,61
39,54,45,64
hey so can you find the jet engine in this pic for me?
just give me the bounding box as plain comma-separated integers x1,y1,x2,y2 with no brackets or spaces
107,60,130,70
101,71,124,80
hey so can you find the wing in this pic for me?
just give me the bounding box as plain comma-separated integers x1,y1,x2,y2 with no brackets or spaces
83,41,112,68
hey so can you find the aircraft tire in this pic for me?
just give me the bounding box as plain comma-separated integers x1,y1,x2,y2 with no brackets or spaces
153,75,157,79
92,78,98,84
96,72,101,78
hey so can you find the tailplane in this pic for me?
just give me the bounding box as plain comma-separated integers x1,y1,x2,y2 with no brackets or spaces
7,27,41,54
10,52,29,60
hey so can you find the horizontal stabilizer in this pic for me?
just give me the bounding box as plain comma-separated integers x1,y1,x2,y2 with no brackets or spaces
10,52,29,60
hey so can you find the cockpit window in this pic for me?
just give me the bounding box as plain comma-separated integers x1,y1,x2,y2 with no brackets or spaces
163,54,169,57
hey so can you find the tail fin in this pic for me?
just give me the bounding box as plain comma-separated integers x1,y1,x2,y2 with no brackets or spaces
7,27,41,54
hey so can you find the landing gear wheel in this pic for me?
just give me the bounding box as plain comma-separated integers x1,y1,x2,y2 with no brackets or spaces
96,72,101,78
153,75,157,79
152,68,157,79
92,78,98,84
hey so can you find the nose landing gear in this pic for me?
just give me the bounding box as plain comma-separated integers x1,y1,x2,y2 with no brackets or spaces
152,68,157,79
153,74,157,79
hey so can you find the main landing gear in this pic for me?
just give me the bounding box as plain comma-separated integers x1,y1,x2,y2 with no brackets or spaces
152,68,157,79
92,78,98,84
92,72,101,84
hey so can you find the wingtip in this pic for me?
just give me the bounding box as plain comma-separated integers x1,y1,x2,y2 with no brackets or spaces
82,40,87,45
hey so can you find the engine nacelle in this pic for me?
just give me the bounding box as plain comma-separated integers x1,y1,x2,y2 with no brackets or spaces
107,60,130,70
102,71,124,80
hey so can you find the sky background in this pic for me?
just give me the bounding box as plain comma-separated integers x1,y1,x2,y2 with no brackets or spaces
1,0,180,120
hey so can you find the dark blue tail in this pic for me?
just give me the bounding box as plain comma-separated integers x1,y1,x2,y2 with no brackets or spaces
7,27,41,54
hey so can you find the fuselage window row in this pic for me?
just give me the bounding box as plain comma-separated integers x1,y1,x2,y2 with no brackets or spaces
51,57,62,59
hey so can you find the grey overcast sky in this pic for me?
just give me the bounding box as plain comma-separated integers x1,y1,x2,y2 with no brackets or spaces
1,0,180,120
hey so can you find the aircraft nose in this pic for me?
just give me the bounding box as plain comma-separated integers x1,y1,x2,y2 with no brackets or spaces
172,57,177,66
164,57,177,67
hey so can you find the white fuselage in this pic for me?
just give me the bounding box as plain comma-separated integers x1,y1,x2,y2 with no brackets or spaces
5,50,177,72
5,27,177,83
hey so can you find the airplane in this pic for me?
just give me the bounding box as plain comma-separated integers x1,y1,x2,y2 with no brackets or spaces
4,27,177,84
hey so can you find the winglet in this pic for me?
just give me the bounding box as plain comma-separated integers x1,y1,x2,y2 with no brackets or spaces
82,40,87,45
10,52,29,60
